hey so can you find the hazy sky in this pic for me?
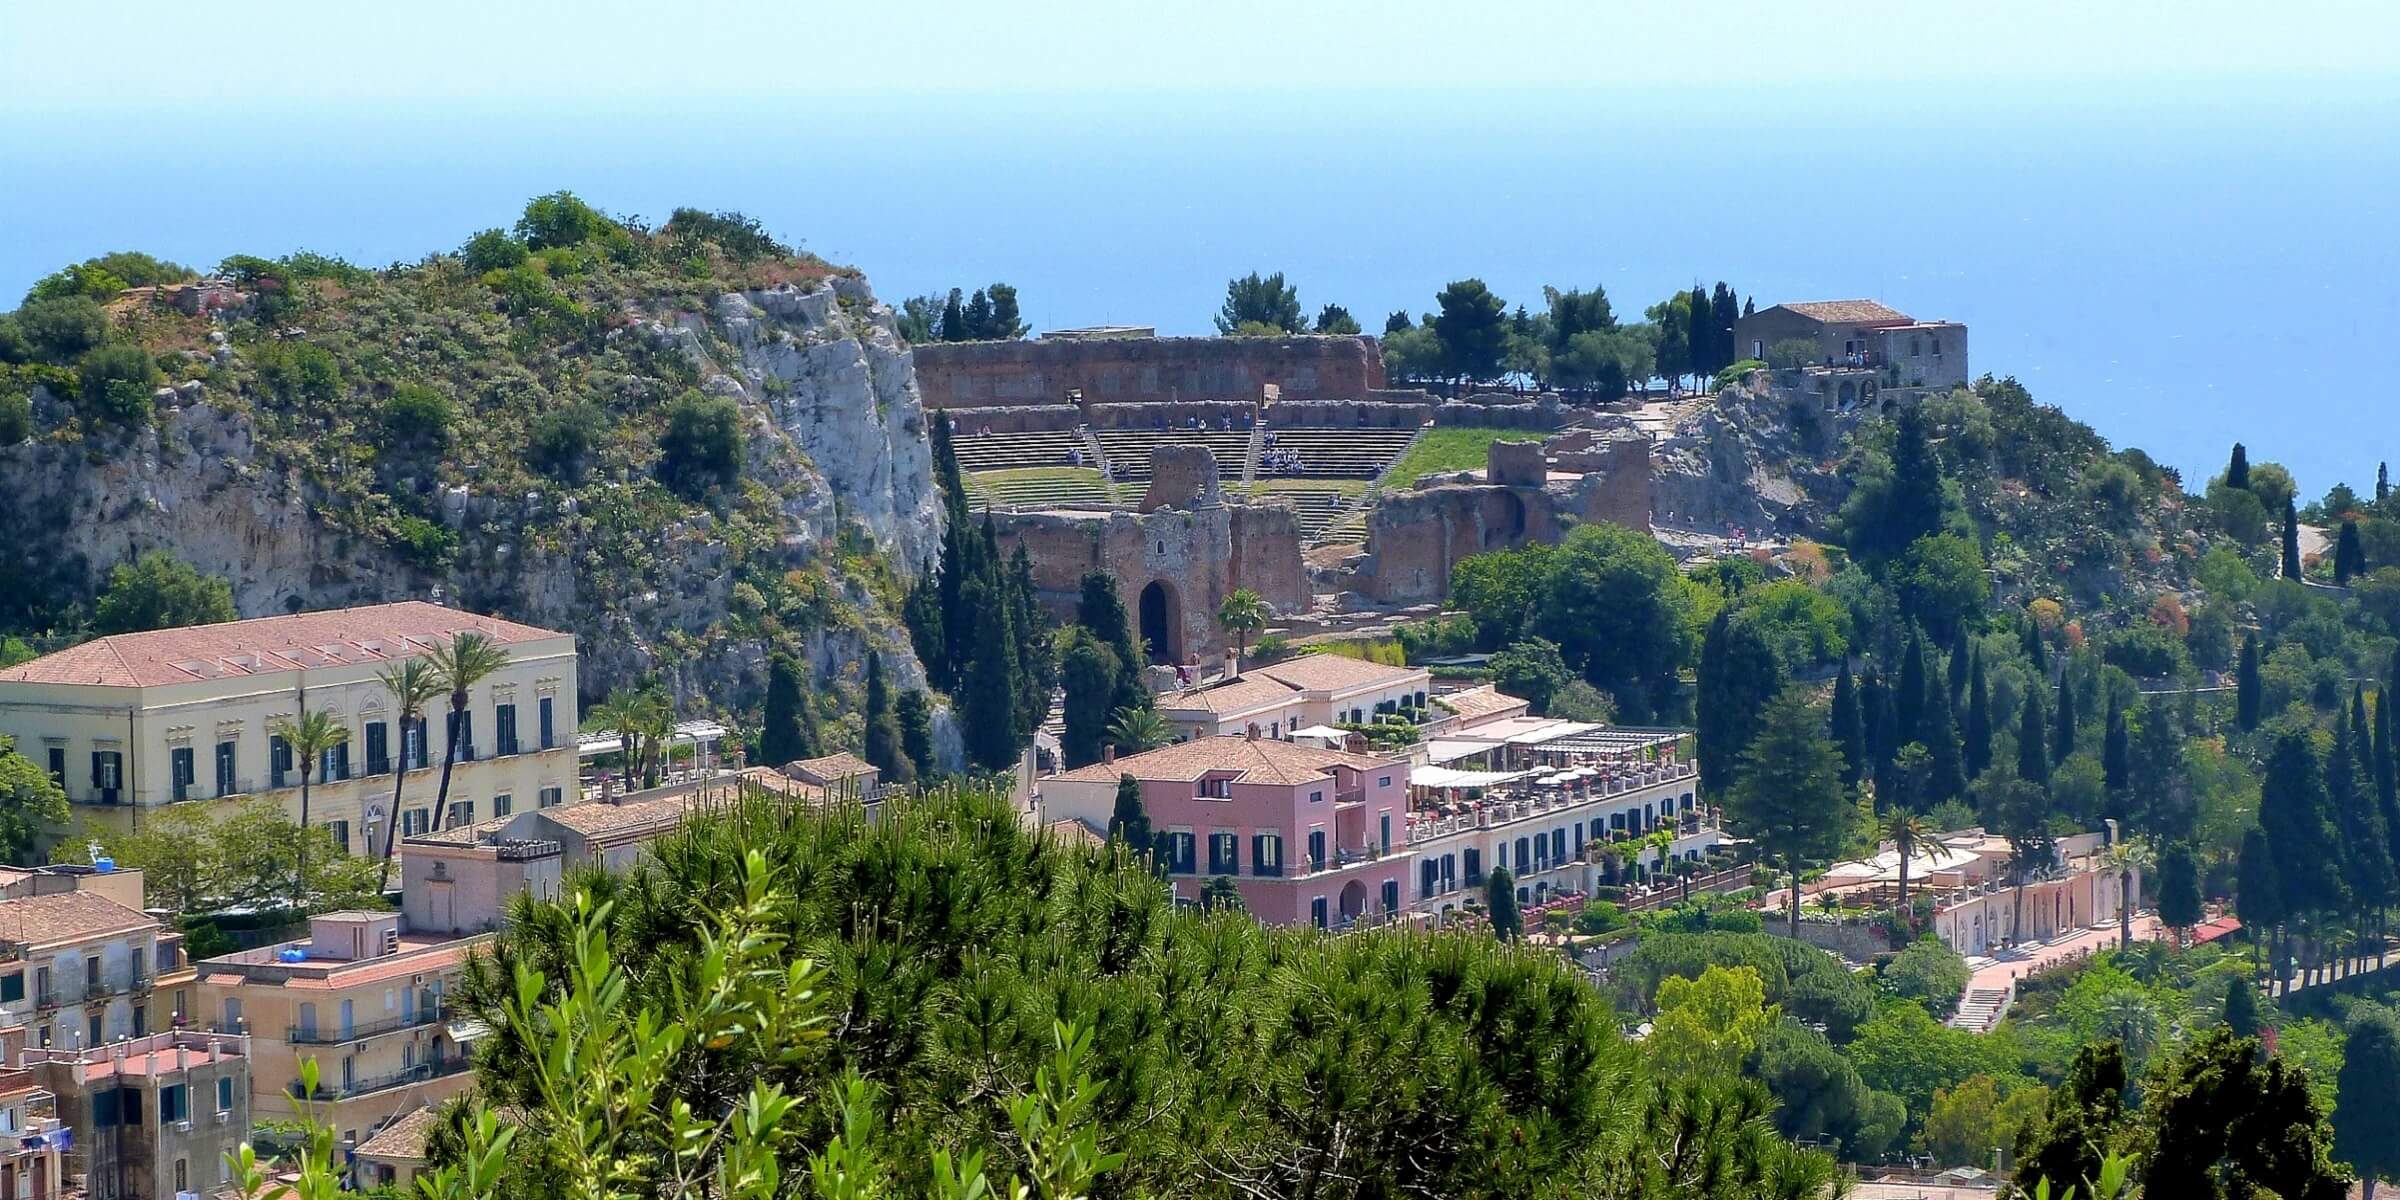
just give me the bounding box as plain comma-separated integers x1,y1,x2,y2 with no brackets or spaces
6,0,2393,108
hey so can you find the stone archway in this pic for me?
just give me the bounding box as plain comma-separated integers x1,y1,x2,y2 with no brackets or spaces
1338,879,1368,922
1138,579,1180,664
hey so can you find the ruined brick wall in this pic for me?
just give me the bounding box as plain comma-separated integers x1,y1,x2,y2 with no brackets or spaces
1140,445,1225,513
992,502,1307,662
1348,436,1652,604
915,336,1385,408
1261,399,1434,428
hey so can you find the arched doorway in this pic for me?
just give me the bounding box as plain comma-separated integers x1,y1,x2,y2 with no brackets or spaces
1338,879,1368,923
1138,580,1179,664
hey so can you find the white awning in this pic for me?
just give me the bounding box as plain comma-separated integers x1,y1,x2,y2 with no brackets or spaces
1412,766,1531,790
1288,724,1350,742
447,1018,492,1043
577,719,729,759
1423,738,1502,765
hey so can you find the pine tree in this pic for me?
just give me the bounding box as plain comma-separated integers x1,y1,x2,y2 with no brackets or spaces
2019,689,2052,788
2221,972,2262,1040
1965,653,1994,777
2226,442,2251,491
1830,661,1866,794
1486,866,1522,941
760,652,816,766
2052,675,2077,766
1696,610,1781,799
896,689,936,781
1723,690,1852,936
2334,1007,2400,1198
938,288,965,342
2282,495,2304,580
862,651,913,786
2237,633,2264,731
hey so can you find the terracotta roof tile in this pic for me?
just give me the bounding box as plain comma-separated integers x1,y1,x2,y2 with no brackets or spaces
785,752,877,785
0,601,566,688
537,795,700,838
1051,735,1396,787
1245,653,1423,693
1431,684,1528,723
1774,299,1912,326
356,1106,441,1162
1158,675,1298,716
0,891,155,950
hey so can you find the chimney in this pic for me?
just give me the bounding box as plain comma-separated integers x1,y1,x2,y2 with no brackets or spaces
1245,724,1260,742
1101,744,1116,765
601,773,618,806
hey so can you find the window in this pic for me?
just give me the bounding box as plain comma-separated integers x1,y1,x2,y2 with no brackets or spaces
0,973,18,1003
92,1089,119,1128
1306,830,1326,871
1207,832,1237,875
1310,897,1328,929
91,750,123,804
159,1083,188,1123
538,786,562,808
493,793,513,818
216,740,237,796
328,821,349,852
403,717,427,771
46,748,64,789
1379,814,1391,853
365,722,389,776
495,703,519,757
1381,880,1400,913
451,709,476,762
270,736,292,788
1419,859,1438,898
171,747,195,802
539,696,557,750
447,799,475,828
1309,790,1324,804
1251,833,1283,877
1932,336,1943,357
1552,829,1566,862
1910,336,1922,357
216,1076,234,1114
1463,847,1481,885
1165,832,1196,875
1378,775,1392,788
86,1014,100,1046
176,1159,188,1193
1515,836,1531,869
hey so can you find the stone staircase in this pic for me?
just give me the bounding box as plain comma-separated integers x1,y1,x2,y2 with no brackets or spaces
1092,426,1255,482
1239,424,1265,487
1254,424,1422,480
951,428,1086,473
1947,986,2012,1032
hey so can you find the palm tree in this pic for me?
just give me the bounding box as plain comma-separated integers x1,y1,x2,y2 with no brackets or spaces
1884,808,1934,911
1216,588,1269,669
2102,838,2156,949
372,658,443,894
269,706,349,901
427,631,511,832
1643,828,1677,891
1106,706,1173,755
631,688,675,787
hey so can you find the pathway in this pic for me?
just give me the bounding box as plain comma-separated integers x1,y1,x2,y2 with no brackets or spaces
1965,915,2165,997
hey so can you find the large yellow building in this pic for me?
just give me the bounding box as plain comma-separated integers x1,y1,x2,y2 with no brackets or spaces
0,602,580,851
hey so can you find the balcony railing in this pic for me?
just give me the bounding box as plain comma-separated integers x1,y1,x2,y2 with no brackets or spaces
288,1055,471,1102
288,1004,445,1045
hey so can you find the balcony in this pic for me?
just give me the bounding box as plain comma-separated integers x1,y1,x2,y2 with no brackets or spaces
288,1004,446,1045
288,1055,471,1102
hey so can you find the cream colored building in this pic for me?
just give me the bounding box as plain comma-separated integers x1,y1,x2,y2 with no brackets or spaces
0,602,581,853
196,912,482,1148
0,869,198,1053
1157,654,1433,742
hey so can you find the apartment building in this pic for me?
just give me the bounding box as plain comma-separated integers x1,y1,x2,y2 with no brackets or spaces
1042,735,1413,927
196,912,481,1147
0,1027,68,1200
21,1029,248,1200
1406,756,1716,919
0,602,581,852
1157,654,1431,742
0,877,196,1055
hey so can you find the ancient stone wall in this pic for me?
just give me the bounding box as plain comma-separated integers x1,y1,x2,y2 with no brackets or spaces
933,404,1081,434
1345,436,1652,604
1433,399,1574,430
992,502,1306,663
914,335,1385,408
1091,400,1258,429
1260,400,1435,428
1140,445,1226,513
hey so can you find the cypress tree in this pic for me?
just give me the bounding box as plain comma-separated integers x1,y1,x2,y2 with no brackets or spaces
760,652,816,766
2052,675,2078,766
2335,690,2396,945
2336,519,2366,583
902,570,947,690
1710,282,1739,369
2019,688,2051,788
2226,442,2251,491
896,689,936,781
2020,616,2045,672
1078,571,1149,718
1005,543,1052,745
1947,628,1972,707
2235,826,2285,981
2261,727,2343,944
1897,631,1928,749
1058,630,1120,770
2222,972,2262,1041
1921,670,1967,805
1696,611,1781,799
1869,670,1901,804
862,651,912,786
2377,691,2400,900
959,572,1025,771
1687,286,1714,380
1830,661,1866,794
1965,652,1994,777
2380,461,2390,504
1486,865,1522,941
2281,496,2304,580
2158,841,2204,933
938,288,965,342
2237,633,2264,731
1107,772,1152,851
2103,696,2132,797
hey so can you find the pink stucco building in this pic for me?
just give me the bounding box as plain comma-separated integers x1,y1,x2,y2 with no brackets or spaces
1042,736,1413,928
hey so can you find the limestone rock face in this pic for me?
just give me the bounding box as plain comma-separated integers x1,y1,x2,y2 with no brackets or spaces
0,274,949,740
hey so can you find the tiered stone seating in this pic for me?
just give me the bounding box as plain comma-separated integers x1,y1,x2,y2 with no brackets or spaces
1249,484,1361,541
1254,425,1422,480
969,469,1118,511
951,428,1089,474
1091,427,1254,482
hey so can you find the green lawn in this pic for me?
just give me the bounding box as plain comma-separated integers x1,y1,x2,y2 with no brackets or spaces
968,467,1123,508
1384,426,1536,486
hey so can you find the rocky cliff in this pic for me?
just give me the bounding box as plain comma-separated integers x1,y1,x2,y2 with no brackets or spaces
0,243,948,729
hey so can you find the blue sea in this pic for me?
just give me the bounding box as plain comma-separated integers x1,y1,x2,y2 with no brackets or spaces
4,84,2394,490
